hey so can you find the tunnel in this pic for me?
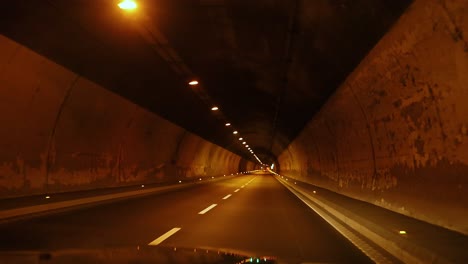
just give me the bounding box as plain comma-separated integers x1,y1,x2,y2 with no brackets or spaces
0,0,467,263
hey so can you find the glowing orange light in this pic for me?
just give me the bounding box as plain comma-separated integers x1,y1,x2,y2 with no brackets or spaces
118,0,137,10
188,80,199,86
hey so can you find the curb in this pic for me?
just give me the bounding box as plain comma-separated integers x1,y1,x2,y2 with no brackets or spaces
0,176,235,222
276,175,451,264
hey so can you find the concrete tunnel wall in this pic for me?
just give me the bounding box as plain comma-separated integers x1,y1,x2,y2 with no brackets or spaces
0,34,254,199
278,0,468,235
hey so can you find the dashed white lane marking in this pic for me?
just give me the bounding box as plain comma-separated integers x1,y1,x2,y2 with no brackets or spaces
198,204,217,214
234,189,240,192
243,178,255,188
148,227,181,246
222,194,232,200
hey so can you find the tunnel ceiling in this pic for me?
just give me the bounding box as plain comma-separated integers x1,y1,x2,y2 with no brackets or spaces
0,0,410,164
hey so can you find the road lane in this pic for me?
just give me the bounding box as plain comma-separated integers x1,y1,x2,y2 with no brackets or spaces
0,175,255,250
163,175,372,263
0,173,371,263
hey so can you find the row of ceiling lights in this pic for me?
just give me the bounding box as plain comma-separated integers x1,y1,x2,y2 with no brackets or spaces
189,80,263,164
118,1,263,165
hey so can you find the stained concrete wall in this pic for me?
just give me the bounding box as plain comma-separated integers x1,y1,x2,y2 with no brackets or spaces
278,0,468,235
0,34,250,198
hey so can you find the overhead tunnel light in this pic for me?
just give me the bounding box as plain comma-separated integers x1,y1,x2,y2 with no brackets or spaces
211,106,219,111
118,0,138,10
242,142,246,145
233,131,238,135
188,80,199,86
225,123,231,126
238,138,243,140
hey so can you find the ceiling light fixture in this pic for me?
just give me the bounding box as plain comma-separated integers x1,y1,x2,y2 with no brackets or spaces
225,123,231,126
188,80,199,86
211,106,219,111
118,0,138,10
233,131,238,134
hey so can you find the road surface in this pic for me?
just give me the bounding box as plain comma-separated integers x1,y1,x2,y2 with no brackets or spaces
0,173,372,263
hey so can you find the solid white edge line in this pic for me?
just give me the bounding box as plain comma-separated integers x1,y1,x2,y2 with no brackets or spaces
148,227,181,246
0,175,239,221
234,189,240,192
222,194,232,200
198,204,217,214
277,177,396,264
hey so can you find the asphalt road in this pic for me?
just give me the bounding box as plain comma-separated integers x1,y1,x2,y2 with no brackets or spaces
0,173,372,263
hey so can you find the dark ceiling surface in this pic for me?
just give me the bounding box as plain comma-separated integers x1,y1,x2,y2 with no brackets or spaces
0,0,411,164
